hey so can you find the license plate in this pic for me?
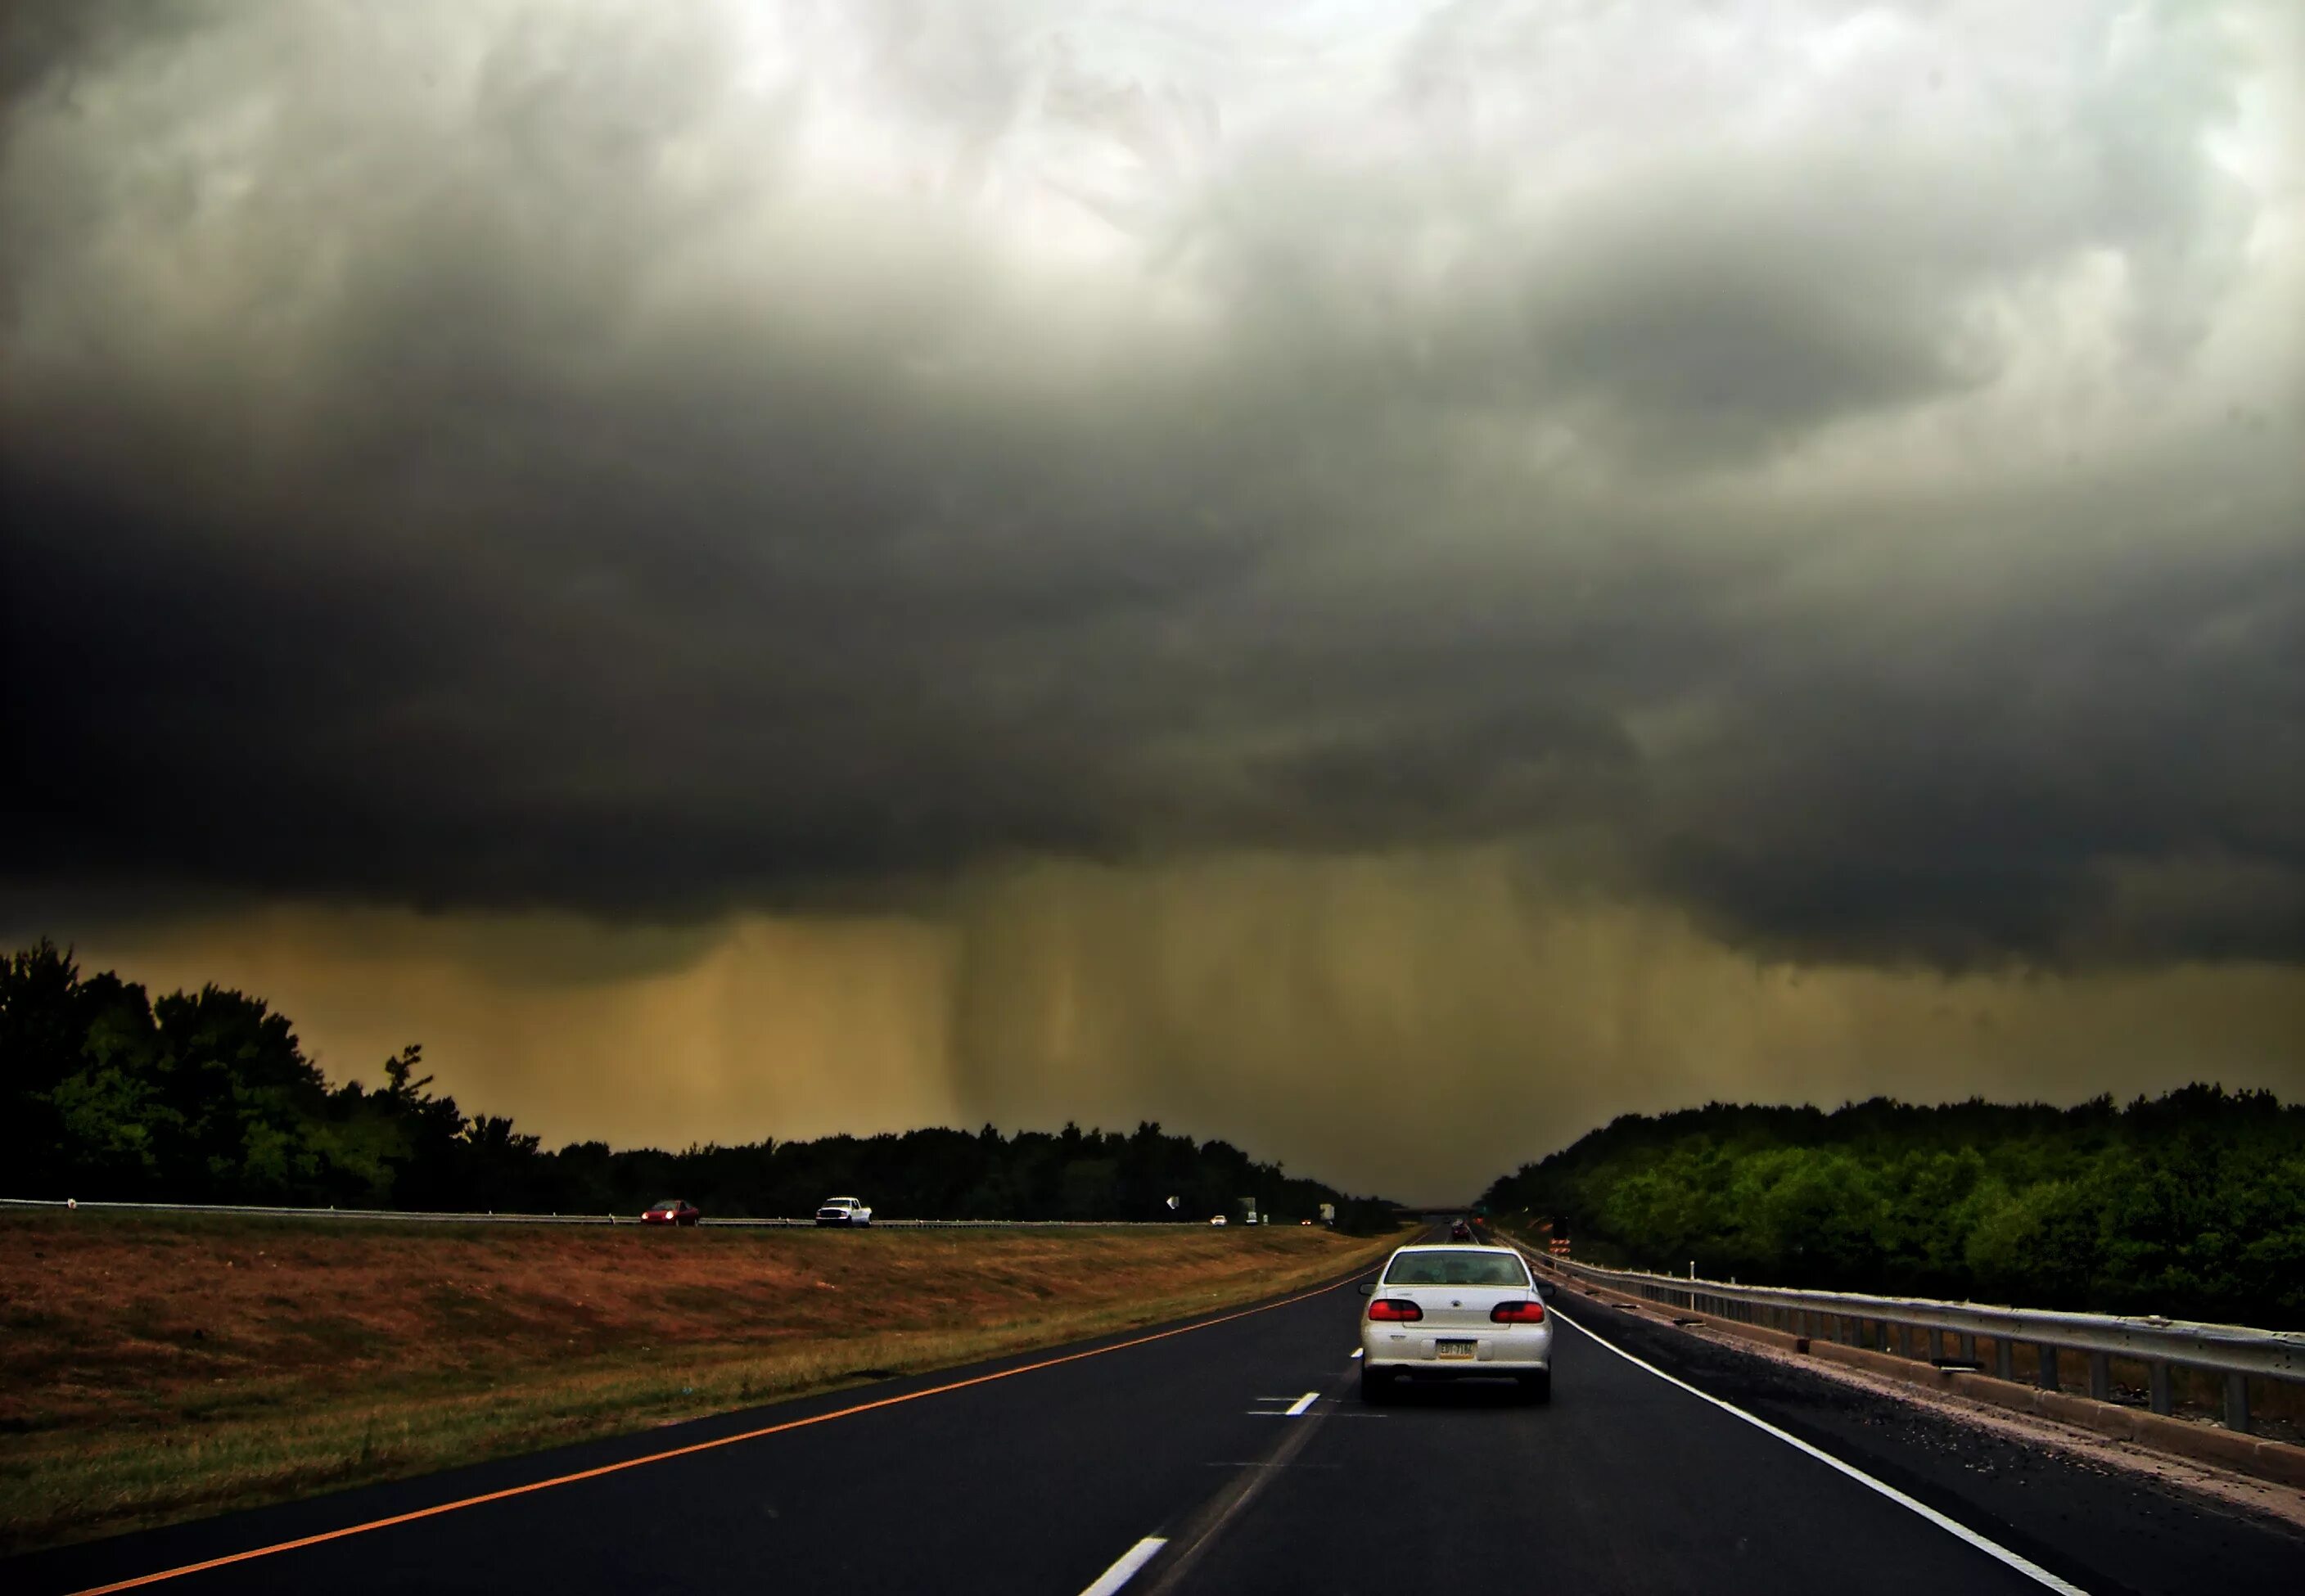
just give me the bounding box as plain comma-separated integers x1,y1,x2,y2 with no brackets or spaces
1437,1340,1476,1359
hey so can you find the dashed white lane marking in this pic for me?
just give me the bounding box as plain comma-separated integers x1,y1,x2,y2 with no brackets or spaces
1077,1535,1167,1596
1283,1391,1319,1416
1547,1298,2090,1594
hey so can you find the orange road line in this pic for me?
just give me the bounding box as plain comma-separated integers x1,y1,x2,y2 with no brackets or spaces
66,1269,1376,1595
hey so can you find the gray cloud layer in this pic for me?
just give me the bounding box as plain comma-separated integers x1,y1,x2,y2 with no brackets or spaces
6,0,2301,969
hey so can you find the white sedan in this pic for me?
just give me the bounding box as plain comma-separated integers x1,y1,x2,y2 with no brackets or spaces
1359,1244,1553,1403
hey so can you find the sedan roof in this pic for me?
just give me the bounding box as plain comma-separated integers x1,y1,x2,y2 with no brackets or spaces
1393,1243,1518,1256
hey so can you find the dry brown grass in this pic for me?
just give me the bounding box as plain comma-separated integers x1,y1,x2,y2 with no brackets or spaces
0,1211,1400,1553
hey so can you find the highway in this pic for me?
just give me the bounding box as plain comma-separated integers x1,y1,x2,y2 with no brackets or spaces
11,1235,2299,1596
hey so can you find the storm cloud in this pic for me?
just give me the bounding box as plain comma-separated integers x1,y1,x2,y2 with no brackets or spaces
3,2,2300,1190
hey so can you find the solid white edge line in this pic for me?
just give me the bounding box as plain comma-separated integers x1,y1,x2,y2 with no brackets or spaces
1078,1535,1168,1596
1283,1391,1319,1416
1547,1301,2090,1595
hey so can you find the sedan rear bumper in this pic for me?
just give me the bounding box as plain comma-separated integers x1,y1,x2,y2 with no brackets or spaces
1361,1330,1552,1373
1366,1361,1549,1382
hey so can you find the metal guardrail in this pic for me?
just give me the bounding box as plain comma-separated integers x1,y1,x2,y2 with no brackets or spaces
0,1196,1193,1229
1512,1242,2304,1433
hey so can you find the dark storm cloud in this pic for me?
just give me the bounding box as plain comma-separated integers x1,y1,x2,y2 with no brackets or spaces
4,0,2299,967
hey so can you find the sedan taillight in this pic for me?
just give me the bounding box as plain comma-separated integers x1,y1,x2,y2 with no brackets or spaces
1368,1298,1423,1322
1490,1299,1546,1323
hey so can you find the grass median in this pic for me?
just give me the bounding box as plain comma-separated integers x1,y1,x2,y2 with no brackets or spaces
1,1211,1403,1553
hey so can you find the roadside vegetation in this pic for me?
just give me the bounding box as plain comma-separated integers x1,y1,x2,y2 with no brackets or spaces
1485,1089,2305,1328
0,1211,1399,1553
1,940,1394,1229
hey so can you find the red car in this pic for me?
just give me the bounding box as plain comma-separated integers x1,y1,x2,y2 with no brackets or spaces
641,1198,701,1227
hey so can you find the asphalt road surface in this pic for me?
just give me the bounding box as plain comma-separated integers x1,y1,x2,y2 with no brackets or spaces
12,1238,2300,1596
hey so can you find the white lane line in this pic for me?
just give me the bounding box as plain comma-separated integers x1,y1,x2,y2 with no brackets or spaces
1077,1535,1168,1596
1349,1348,1363,1359
1283,1391,1319,1416
1549,1303,2088,1595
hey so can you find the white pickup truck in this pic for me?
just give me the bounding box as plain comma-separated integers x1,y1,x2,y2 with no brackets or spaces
814,1196,873,1228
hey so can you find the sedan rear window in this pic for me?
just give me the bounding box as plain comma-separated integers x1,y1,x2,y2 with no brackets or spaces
1384,1252,1530,1287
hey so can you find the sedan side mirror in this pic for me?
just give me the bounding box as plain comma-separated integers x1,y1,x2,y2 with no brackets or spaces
1359,1282,1377,1296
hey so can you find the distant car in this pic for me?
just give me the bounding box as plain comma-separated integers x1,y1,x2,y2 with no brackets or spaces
1449,1219,1474,1241
1209,1215,1228,1226
1359,1244,1551,1404
815,1197,873,1227
642,1198,701,1227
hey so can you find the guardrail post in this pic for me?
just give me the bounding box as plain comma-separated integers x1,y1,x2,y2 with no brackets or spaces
2148,1361,2172,1415
2036,1344,2060,1392
1957,1332,1975,1364
1995,1337,2014,1381
2225,1373,2252,1433
2088,1352,2110,1402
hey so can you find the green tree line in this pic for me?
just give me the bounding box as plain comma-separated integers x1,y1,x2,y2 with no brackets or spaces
1482,1091,2305,1328
2,940,1394,1229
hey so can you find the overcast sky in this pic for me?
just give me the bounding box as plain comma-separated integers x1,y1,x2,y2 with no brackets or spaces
5,1,2299,1197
